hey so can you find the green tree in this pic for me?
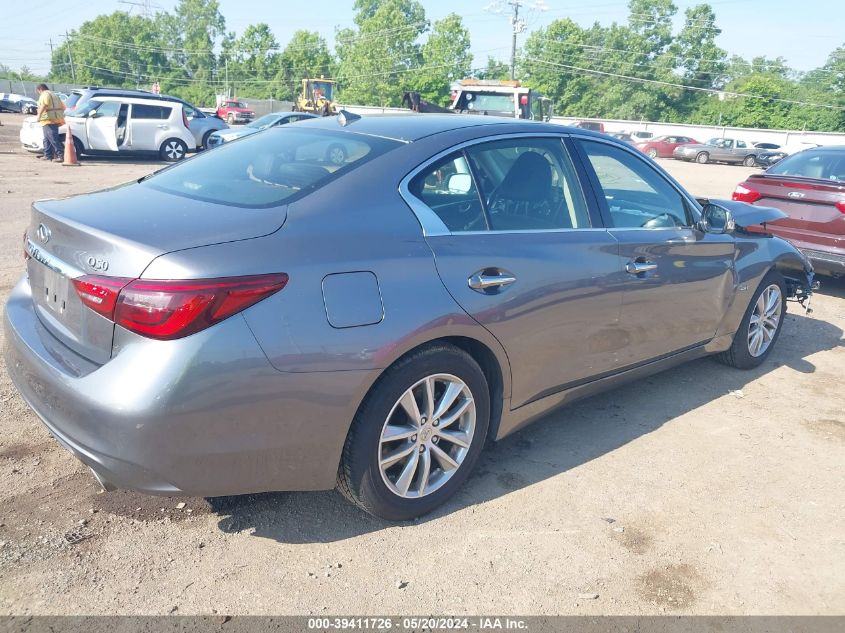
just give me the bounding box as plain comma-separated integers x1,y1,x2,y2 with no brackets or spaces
336,0,427,106
222,23,280,98
277,30,335,101
627,0,677,56
475,57,510,81
410,13,472,105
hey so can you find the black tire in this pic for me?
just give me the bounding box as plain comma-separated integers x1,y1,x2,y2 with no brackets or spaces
744,155,757,167
717,271,786,369
326,143,347,166
647,148,658,159
338,343,490,521
696,151,709,164
227,113,235,125
159,138,188,162
201,130,214,150
72,137,84,159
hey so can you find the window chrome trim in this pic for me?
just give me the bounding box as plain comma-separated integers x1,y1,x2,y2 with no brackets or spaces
398,132,591,237
569,133,704,225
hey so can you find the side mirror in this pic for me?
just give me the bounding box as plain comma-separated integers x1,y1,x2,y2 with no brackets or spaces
699,203,735,234
88,110,99,118
447,173,472,194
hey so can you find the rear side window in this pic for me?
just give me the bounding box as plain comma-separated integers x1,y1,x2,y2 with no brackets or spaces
132,104,171,119
144,128,401,208
65,92,83,109
767,150,845,182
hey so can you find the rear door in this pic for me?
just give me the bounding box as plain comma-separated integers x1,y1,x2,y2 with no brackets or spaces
408,135,625,407
574,137,736,366
129,103,172,151
85,101,120,151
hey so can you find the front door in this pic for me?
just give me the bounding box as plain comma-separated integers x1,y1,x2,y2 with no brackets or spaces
85,101,120,151
409,136,626,407
575,138,736,367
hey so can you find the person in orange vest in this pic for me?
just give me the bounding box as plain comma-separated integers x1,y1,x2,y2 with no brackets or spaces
35,83,65,162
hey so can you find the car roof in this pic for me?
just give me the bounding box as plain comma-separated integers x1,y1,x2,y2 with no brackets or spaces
297,113,597,143
92,95,184,107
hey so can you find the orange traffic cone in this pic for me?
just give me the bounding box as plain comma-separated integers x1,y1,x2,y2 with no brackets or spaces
62,126,80,166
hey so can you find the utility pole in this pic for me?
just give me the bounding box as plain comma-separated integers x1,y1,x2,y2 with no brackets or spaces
509,1,524,81
64,31,76,82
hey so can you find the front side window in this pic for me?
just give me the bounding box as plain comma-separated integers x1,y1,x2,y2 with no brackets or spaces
579,140,691,229
408,138,591,232
93,101,121,117
144,127,400,208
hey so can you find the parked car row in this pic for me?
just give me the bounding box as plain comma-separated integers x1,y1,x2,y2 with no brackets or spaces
0,93,38,114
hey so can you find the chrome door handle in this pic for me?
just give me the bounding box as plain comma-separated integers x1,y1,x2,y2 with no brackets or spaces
626,261,657,274
468,272,517,290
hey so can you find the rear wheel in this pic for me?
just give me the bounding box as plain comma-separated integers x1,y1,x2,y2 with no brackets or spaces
717,271,786,369
647,148,658,159
201,130,214,150
744,155,757,167
160,138,187,162
338,344,490,520
696,151,709,164
326,143,347,166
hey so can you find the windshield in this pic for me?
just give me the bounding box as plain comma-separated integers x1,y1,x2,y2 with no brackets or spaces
143,127,401,208
457,92,515,114
64,92,83,109
247,114,279,130
68,99,102,118
226,101,247,109
766,149,845,182
309,81,334,101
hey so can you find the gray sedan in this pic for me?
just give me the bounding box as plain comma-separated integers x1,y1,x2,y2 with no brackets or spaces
674,137,760,166
4,115,814,520
207,111,317,148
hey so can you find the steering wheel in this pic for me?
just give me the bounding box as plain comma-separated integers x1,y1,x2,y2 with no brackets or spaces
641,212,682,229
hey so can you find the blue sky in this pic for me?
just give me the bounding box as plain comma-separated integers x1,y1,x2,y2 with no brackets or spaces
2,0,842,76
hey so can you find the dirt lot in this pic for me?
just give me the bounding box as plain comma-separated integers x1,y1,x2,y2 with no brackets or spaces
0,112,842,616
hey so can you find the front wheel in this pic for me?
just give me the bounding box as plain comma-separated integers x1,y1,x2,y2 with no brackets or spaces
696,151,710,164
647,148,658,159
744,155,757,167
717,272,786,369
338,344,490,520
160,138,187,162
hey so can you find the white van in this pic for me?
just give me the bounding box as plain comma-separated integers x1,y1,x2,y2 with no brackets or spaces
20,95,197,161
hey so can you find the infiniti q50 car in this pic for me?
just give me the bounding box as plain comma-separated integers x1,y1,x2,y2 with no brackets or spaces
4,114,814,520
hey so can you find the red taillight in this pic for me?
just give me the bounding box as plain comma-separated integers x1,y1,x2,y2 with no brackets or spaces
732,183,762,203
836,201,845,214
113,274,288,340
182,108,190,129
72,276,133,319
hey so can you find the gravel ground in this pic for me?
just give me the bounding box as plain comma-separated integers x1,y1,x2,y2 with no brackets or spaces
0,112,843,615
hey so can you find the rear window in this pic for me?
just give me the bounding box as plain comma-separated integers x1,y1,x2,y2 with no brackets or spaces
65,92,83,109
132,104,172,119
766,149,845,182
143,127,401,208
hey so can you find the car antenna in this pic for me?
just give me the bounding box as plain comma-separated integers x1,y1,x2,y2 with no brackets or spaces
337,109,361,127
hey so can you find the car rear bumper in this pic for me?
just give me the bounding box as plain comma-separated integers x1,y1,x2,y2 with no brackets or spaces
3,275,372,496
801,248,845,274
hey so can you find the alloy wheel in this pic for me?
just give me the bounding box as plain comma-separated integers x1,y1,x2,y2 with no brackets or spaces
747,284,782,357
165,141,184,160
378,374,476,499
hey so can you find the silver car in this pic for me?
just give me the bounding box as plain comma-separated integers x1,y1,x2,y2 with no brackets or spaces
206,111,317,148
4,115,814,520
674,137,759,166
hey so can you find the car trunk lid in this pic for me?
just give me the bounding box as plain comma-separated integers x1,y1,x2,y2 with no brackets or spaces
26,182,287,364
745,174,845,246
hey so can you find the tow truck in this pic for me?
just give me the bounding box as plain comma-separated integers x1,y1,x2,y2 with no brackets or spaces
403,79,552,120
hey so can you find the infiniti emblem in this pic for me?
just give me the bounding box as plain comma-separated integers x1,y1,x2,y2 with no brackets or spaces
787,191,805,199
37,223,51,243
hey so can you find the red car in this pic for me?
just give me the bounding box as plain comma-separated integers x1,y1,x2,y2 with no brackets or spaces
732,146,845,276
635,135,699,159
